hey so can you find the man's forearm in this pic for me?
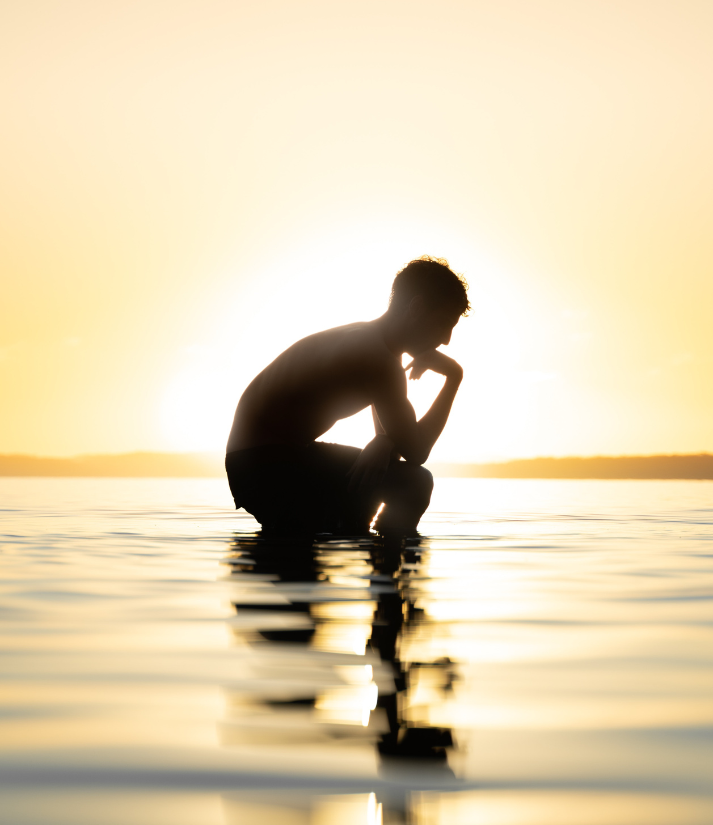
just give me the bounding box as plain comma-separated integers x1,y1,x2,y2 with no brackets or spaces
371,405,386,435
413,374,462,463
371,408,402,460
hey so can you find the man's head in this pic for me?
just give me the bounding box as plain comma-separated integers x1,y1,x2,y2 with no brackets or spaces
388,256,470,356
389,256,470,318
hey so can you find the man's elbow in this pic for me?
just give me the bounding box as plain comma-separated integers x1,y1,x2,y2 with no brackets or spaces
399,445,430,466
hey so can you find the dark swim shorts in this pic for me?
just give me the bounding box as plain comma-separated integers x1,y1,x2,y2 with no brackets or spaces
225,441,375,535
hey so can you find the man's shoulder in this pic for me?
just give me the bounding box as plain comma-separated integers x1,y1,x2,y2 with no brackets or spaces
305,320,382,351
325,322,399,369
282,321,401,385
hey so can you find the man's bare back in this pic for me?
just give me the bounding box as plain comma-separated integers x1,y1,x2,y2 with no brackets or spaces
227,322,396,452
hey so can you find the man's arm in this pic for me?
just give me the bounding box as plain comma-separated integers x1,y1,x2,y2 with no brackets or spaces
346,407,394,495
373,351,463,465
371,405,386,435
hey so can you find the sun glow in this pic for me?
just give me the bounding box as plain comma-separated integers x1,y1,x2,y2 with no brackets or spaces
5,1,712,458
157,221,533,459
159,352,235,452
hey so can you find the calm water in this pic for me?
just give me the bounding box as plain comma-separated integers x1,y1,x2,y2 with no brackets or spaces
1,477,712,824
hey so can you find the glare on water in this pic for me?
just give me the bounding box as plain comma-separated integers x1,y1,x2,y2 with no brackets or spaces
1,477,712,824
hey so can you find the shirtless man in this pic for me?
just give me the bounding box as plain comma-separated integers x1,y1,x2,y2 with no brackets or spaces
225,256,469,537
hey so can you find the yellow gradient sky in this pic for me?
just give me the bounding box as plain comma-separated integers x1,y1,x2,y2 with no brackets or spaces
2,0,712,461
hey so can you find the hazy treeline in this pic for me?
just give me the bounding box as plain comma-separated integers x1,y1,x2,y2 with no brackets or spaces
429,454,713,479
1,452,712,479
0,452,223,477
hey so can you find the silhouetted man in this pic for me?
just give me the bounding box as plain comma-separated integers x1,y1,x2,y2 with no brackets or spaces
226,256,469,537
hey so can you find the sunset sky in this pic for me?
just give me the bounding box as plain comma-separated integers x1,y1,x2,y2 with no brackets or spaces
2,0,712,462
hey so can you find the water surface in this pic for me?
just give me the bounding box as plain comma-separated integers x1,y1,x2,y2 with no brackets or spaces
1,478,712,824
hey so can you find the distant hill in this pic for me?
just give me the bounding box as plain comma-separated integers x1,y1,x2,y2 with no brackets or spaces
429,454,713,479
1,451,712,479
0,452,224,477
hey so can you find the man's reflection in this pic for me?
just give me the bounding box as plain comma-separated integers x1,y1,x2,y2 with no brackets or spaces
224,532,455,770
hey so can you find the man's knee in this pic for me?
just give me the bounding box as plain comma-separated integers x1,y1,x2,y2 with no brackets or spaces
419,466,435,510
397,462,434,506
413,463,434,494
376,462,433,534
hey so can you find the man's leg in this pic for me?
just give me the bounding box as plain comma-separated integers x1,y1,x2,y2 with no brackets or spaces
373,461,434,536
226,446,322,537
307,442,379,534
228,445,433,537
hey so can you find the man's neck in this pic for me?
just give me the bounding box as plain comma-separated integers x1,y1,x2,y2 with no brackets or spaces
372,312,408,358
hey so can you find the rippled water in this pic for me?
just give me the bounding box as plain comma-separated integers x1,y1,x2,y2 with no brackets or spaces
1,477,712,824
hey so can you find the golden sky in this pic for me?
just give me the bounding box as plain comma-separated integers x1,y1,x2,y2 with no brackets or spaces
2,0,712,461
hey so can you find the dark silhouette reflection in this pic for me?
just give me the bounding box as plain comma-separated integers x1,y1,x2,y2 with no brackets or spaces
369,540,455,765
222,530,457,815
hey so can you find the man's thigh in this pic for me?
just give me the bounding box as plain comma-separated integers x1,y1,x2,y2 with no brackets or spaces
307,441,362,479
226,442,363,532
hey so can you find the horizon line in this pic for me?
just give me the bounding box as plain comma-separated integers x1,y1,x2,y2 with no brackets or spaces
1,451,712,479
1,449,712,461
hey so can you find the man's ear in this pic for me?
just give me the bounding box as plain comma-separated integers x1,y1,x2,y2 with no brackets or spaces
407,294,426,319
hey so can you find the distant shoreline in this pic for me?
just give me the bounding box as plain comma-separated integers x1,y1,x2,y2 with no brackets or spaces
428,454,713,480
1,451,712,479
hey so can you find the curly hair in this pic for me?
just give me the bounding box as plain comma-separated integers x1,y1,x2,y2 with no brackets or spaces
389,256,470,316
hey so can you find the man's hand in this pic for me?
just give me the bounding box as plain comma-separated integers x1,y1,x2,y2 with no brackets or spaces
405,350,463,382
346,434,394,495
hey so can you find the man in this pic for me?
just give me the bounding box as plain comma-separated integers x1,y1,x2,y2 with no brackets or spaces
226,256,469,537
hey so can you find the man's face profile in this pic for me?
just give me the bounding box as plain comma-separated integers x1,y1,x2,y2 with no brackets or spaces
405,300,461,357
